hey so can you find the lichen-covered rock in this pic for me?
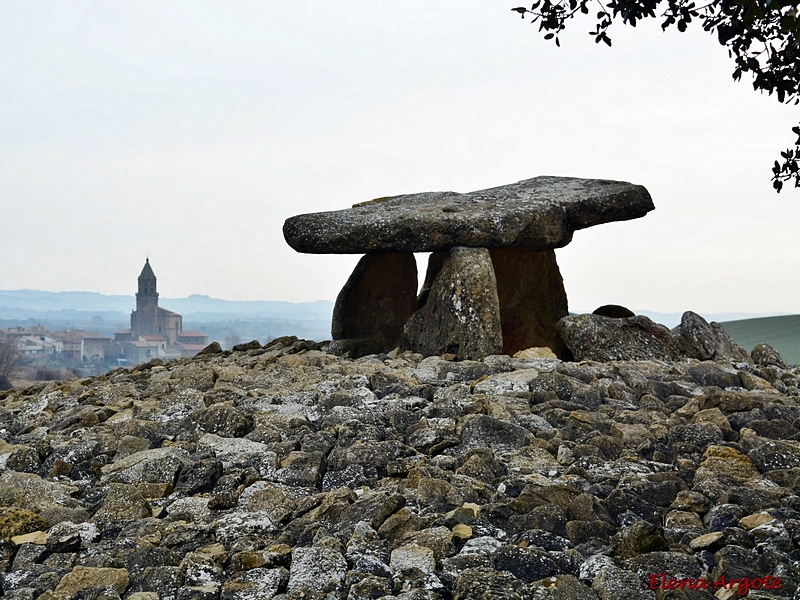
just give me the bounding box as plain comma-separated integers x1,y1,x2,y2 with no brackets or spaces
283,176,654,254
592,565,655,600
220,567,289,599
346,521,391,578
91,484,152,531
390,544,437,574
0,471,79,512
751,342,787,368
53,566,129,596
521,574,598,599
195,433,277,476
453,567,525,600
287,545,348,595
557,314,682,362
491,544,561,582
674,311,750,363
748,439,800,471
0,507,49,541
611,521,668,559
0,335,798,599
401,247,502,360
181,404,254,439
101,447,191,485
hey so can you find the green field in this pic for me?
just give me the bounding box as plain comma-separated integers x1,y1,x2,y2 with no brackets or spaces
721,314,800,366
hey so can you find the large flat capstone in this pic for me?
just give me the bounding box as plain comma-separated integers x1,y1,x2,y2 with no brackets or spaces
283,176,653,254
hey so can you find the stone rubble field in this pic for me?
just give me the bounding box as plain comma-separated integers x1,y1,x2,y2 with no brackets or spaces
1,329,800,599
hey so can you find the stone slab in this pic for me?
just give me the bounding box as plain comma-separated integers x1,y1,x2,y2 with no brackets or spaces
331,252,418,355
400,246,502,360
489,247,568,357
283,176,653,254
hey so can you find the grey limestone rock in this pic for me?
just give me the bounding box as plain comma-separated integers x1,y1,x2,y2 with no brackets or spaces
751,342,788,368
1,335,799,600
400,247,502,360
674,311,750,363
557,314,682,362
283,176,654,254
287,545,348,595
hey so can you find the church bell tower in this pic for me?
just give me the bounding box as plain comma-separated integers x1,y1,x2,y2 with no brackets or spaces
132,258,159,337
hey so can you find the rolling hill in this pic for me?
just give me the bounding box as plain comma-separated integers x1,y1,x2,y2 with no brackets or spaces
721,314,800,366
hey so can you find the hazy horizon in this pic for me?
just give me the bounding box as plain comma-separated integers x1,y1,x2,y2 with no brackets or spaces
0,288,793,332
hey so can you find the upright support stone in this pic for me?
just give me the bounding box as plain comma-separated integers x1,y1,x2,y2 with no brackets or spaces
330,252,418,358
489,248,569,357
401,247,502,360
416,251,447,309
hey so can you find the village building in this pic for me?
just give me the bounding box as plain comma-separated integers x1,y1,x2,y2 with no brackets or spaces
114,259,208,362
0,326,60,357
0,326,112,361
50,330,113,361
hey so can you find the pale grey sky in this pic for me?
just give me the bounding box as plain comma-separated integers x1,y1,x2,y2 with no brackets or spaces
2,1,798,314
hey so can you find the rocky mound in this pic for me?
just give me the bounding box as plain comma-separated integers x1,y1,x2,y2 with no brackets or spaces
0,334,799,599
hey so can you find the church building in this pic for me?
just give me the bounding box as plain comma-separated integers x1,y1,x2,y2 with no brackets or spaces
115,259,208,363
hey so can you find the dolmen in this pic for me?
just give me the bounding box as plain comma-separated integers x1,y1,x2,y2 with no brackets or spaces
283,176,654,360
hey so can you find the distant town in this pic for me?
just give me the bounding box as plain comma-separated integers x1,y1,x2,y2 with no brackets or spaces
0,260,334,389
2,261,206,365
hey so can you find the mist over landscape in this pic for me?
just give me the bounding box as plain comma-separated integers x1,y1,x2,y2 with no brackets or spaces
0,290,334,344
2,288,798,366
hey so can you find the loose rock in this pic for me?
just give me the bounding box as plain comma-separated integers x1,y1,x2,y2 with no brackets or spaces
0,332,797,600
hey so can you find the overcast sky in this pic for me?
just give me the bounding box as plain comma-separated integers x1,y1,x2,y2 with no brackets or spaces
2,1,798,315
